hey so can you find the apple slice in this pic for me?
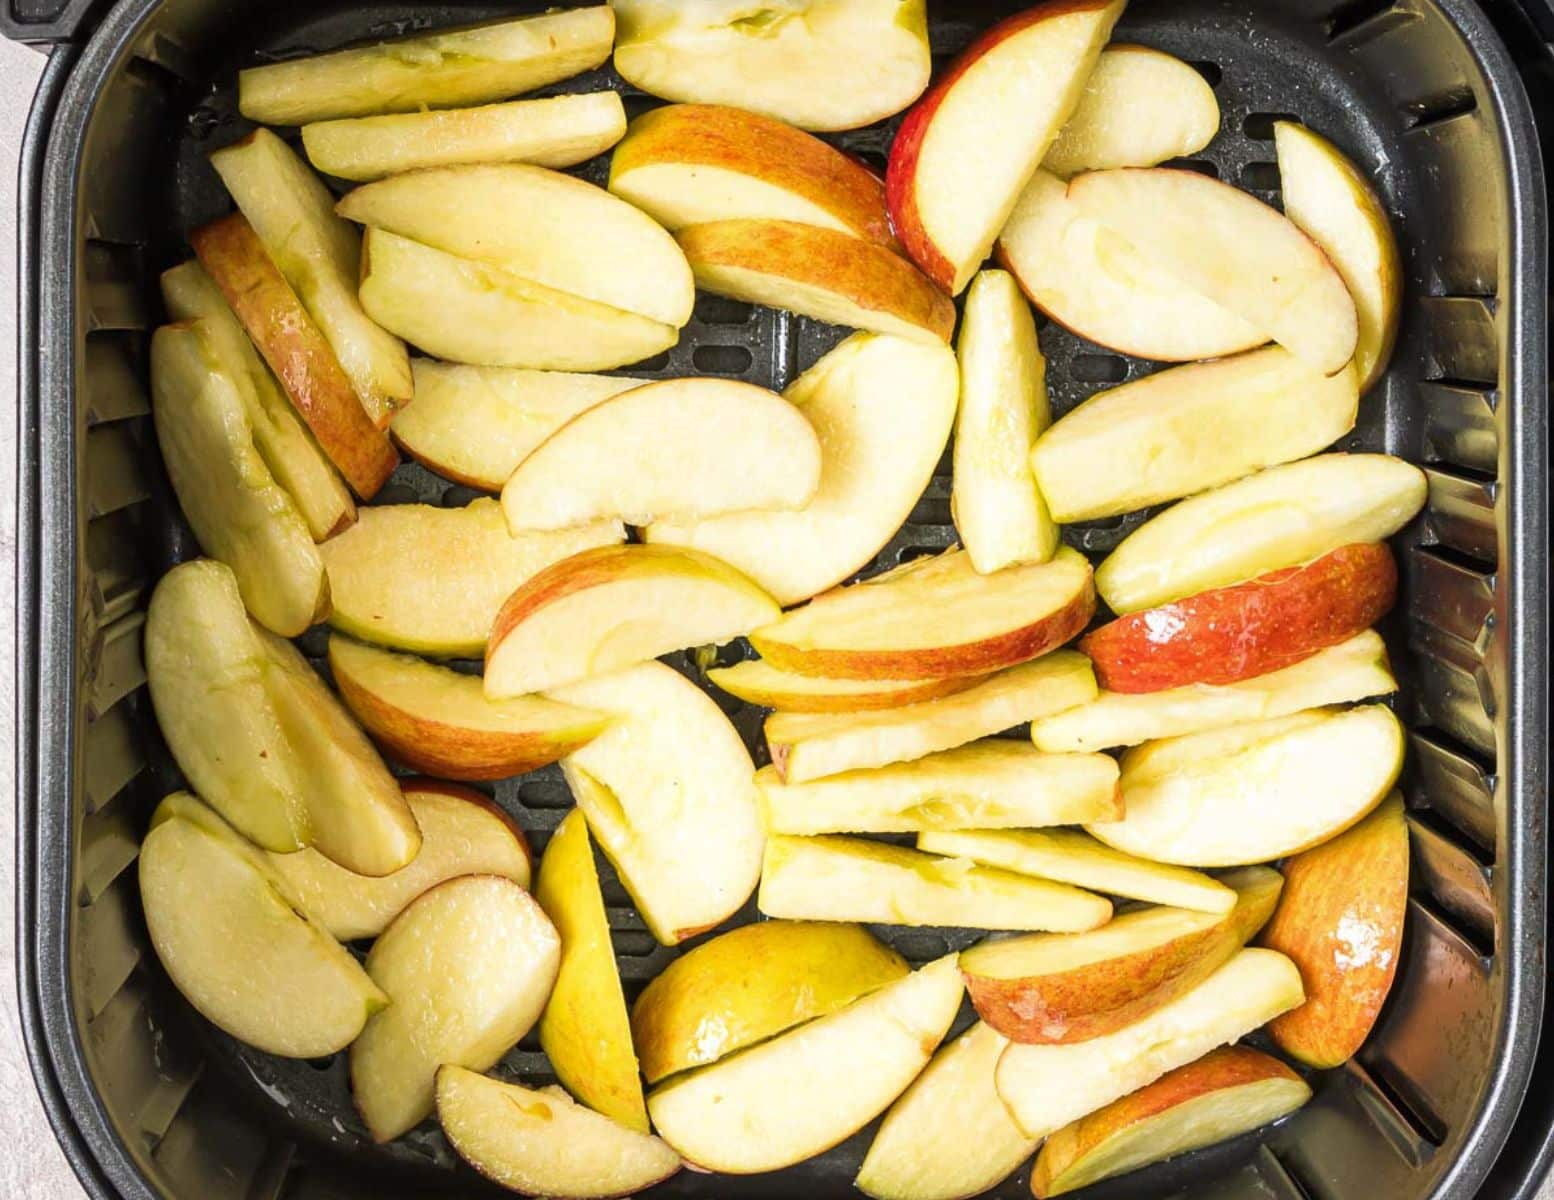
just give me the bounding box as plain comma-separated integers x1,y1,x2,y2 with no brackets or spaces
708,657,979,712
958,866,1281,1044
1030,1045,1312,1197
677,219,955,345
351,874,560,1142
646,955,963,1173
1044,45,1220,177
302,91,627,182
631,920,907,1085
436,1068,680,1199
768,651,1097,783
758,742,1120,835
239,7,615,124
320,499,622,657
608,103,895,245
550,662,764,944
358,229,679,371
759,834,1112,932
190,214,399,498
953,269,1058,574
919,829,1236,914
1068,167,1359,374
485,545,779,697
611,0,932,132
886,0,1126,295
501,378,821,531
857,1022,1036,1200
647,332,958,605
1094,705,1405,866
1261,791,1409,1068
150,322,328,637
339,164,694,328
996,170,1268,361
1276,122,1402,393
1095,453,1428,613
1031,347,1360,523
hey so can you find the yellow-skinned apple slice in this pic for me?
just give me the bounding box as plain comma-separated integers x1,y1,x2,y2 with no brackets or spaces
501,378,821,531
631,920,908,1085
1095,453,1428,613
1260,791,1408,1068
1275,121,1403,393
958,867,1281,1044
351,875,560,1142
608,103,896,245
768,651,1097,782
551,662,764,945
610,0,932,133
320,499,622,658
302,91,627,182
1030,1046,1312,1197
995,947,1304,1137
708,657,979,712
886,0,1126,295
857,1022,1036,1200
1031,347,1359,523
759,834,1112,931
758,742,1120,835
953,269,1058,573
647,333,958,605
327,636,608,780
1095,705,1405,866
646,956,964,1173
239,7,615,125
436,1068,681,1199
1067,167,1359,374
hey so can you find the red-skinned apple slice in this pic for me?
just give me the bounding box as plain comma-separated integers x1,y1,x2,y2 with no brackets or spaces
707,657,980,713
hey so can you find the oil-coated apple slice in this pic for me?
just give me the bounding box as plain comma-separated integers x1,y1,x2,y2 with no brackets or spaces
707,657,979,713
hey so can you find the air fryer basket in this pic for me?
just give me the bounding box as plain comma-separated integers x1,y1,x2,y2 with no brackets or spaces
10,0,1550,1197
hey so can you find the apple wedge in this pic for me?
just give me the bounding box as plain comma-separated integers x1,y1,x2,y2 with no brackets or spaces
190,214,399,499
886,0,1126,295
328,636,608,780
767,651,1097,782
302,91,627,182
1261,791,1409,1068
1095,453,1429,613
436,1069,681,1199
996,170,1268,361
1095,705,1406,866
708,657,979,712
150,322,328,637
485,545,779,697
501,378,822,531
857,1022,1037,1200
608,103,895,245
338,164,694,328
1030,347,1360,522
995,947,1304,1137
677,219,955,345
320,499,622,657
758,742,1120,835
646,955,964,1173
551,662,764,945
919,829,1236,914
1068,167,1359,374
953,269,1058,574
1276,121,1403,392
351,874,560,1142
958,867,1281,1044
759,834,1112,931
1030,1045,1312,1197
647,332,958,605
239,6,615,124
610,0,932,132
358,229,679,371
631,920,908,1085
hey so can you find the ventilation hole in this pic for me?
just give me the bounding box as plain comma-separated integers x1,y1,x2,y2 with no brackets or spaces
373,481,420,505
1243,112,1301,140
909,497,952,525
1162,157,1220,179
1355,1046,1450,1146
1326,0,1401,40
692,344,755,375
1404,88,1478,130
1241,161,1283,191
305,1056,336,1071
630,351,671,372
517,779,572,809
601,877,634,907
851,147,889,175
694,295,755,325
438,485,485,508
622,93,665,121
1189,60,1223,87
614,930,659,957
1069,353,1129,384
